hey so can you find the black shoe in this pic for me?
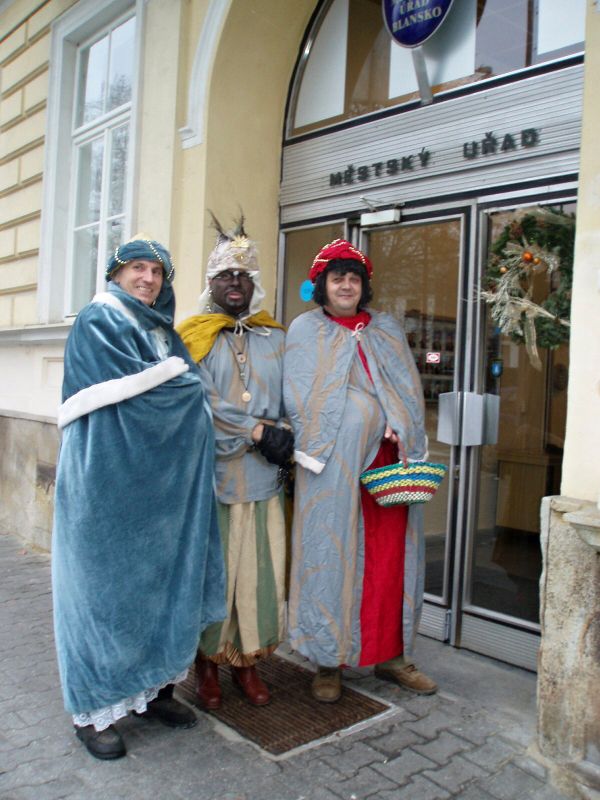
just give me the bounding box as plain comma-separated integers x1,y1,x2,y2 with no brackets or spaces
139,696,198,728
75,724,126,760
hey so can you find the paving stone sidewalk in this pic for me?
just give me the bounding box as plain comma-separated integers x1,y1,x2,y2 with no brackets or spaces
0,530,569,800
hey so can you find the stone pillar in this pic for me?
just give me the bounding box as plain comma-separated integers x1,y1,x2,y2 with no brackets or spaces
538,496,600,799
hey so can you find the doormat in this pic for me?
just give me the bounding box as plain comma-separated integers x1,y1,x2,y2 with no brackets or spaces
177,654,390,755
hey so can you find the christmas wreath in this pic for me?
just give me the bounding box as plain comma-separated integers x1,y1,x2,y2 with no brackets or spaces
480,206,574,369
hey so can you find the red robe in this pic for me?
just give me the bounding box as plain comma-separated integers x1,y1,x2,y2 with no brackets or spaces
329,312,407,665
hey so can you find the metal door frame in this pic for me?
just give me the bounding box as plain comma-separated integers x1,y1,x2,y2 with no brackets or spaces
357,202,476,644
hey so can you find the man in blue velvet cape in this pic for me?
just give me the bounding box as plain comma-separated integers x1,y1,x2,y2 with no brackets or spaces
51,236,226,760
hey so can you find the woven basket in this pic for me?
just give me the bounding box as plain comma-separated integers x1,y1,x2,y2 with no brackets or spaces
360,459,448,506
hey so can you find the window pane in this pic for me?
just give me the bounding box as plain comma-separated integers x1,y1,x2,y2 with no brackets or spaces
67,14,136,317
294,0,348,128
108,16,135,112
70,227,99,314
107,218,125,255
347,0,389,117
282,223,345,325
536,0,585,57
368,220,462,599
475,0,530,75
108,125,129,216
290,0,585,135
79,34,109,126
75,138,104,227
470,201,574,623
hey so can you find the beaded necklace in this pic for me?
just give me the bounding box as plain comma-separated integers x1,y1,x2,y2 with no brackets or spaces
223,330,252,403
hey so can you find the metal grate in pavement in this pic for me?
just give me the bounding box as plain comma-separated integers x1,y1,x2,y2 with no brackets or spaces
177,654,390,755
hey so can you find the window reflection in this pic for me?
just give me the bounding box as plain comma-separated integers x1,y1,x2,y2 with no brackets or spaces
79,36,108,126
75,138,104,227
469,201,574,624
70,14,135,314
108,16,135,113
291,0,585,136
77,15,135,127
282,223,345,325
368,220,461,600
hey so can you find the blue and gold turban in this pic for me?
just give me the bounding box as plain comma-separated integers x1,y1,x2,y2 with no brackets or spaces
105,236,175,282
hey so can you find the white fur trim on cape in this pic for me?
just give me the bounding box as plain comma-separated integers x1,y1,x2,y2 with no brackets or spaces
294,449,325,475
58,357,189,429
92,291,138,323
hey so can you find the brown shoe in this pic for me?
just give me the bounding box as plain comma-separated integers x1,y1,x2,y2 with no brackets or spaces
311,666,342,703
195,653,222,710
231,665,270,706
374,663,438,695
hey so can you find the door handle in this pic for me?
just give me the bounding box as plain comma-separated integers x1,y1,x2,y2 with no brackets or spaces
437,392,460,445
436,391,499,446
482,393,499,445
462,392,484,445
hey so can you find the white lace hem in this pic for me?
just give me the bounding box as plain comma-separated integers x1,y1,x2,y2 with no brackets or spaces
72,669,188,732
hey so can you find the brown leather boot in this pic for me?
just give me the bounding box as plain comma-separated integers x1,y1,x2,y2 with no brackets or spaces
231,665,270,706
311,666,342,703
374,662,438,695
195,653,222,710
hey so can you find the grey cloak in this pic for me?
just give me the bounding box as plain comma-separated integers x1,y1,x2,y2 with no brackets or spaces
183,320,287,662
283,308,427,667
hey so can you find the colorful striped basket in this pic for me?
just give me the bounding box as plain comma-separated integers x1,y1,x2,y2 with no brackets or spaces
360,458,448,507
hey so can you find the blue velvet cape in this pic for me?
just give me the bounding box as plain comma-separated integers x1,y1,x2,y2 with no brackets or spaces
52,282,226,715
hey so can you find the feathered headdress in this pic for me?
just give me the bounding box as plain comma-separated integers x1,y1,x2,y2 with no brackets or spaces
199,212,265,315
205,212,260,275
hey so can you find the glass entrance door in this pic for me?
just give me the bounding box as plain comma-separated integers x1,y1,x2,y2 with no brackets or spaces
364,215,465,642
458,200,574,669
361,198,573,670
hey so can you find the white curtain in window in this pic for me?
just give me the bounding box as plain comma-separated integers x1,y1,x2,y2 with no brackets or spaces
294,0,348,128
537,0,585,55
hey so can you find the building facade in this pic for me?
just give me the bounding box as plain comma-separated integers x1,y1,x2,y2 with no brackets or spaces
1,0,598,793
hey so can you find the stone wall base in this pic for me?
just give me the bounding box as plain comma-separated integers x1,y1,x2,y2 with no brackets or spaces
0,413,59,552
538,496,600,799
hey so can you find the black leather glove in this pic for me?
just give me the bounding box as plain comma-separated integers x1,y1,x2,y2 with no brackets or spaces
256,426,294,467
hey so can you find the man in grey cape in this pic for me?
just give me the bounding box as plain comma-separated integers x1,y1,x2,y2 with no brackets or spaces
284,238,437,703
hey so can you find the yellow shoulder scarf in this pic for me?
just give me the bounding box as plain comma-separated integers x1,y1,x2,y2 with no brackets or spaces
176,311,285,363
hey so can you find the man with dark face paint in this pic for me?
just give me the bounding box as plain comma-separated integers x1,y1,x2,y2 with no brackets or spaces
178,218,293,710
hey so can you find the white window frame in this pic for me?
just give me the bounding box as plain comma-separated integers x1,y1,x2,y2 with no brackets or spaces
38,0,144,324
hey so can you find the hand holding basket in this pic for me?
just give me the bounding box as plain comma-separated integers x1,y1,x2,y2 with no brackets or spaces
360,443,448,506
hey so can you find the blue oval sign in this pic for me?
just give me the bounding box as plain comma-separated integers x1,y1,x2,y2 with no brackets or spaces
382,0,455,48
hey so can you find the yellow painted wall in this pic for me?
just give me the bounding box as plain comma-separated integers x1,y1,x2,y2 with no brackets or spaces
171,0,316,321
0,0,76,328
561,4,600,504
161,0,211,322
135,0,184,246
